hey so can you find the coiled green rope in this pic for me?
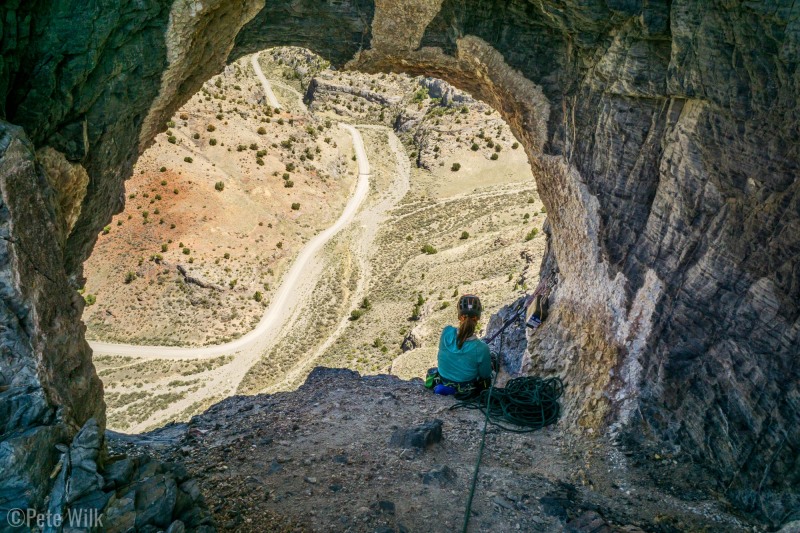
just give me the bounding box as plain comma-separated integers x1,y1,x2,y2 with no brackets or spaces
451,376,565,433
454,317,565,532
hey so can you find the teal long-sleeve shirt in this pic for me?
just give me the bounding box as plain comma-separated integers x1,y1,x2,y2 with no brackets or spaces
437,325,492,383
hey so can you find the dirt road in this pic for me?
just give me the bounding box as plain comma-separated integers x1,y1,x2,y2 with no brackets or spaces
251,52,281,109
91,57,385,432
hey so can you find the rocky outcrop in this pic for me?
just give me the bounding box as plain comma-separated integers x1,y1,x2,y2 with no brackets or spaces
36,146,89,247
0,0,798,527
0,122,103,516
176,264,224,292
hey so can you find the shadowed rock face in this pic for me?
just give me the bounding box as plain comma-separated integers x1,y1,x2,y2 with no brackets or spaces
0,0,797,526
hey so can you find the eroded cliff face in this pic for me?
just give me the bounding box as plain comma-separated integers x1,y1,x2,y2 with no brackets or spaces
0,0,797,525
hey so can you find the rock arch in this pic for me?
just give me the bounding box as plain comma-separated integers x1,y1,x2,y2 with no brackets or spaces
0,0,797,523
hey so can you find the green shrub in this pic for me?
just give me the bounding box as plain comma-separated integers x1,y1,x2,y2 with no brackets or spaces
291,203,300,210
421,243,438,255
161,243,168,252
451,163,461,172
411,87,429,103
168,136,177,144
284,180,294,188
285,162,295,172
160,167,167,173
182,247,190,254
166,120,175,128
350,309,364,321
495,144,502,152
253,291,263,302
193,132,200,139
512,142,520,149
209,138,217,146
102,225,110,235
276,242,283,249
249,143,258,150
84,294,96,305
184,156,193,163
524,228,539,241
460,231,469,240
257,127,266,134
206,124,216,132
215,181,225,191
490,153,499,160
124,271,137,284
471,143,479,151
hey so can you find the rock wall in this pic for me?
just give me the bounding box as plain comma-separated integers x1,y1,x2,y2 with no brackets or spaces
0,121,103,513
0,0,797,526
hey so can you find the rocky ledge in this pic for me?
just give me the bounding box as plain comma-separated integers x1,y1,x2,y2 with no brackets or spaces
111,367,768,533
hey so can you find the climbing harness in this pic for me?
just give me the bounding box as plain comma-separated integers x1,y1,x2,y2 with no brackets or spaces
425,368,490,399
454,275,563,532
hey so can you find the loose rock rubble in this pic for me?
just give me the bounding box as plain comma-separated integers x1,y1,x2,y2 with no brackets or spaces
110,367,765,532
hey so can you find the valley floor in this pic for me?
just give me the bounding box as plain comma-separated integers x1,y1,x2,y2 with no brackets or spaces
90,50,545,433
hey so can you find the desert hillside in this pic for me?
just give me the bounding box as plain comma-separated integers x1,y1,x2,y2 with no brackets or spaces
85,48,544,433
83,53,357,347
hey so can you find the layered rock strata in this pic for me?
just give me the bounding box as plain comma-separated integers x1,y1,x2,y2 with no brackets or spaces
0,0,797,526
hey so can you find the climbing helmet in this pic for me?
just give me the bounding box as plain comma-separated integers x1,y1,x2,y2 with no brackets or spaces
458,294,482,318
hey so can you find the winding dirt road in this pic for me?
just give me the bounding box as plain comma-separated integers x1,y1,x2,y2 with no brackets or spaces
89,122,370,361
251,52,282,109
92,53,409,432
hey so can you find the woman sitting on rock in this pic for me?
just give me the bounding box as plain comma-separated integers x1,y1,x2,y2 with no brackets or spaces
425,294,492,398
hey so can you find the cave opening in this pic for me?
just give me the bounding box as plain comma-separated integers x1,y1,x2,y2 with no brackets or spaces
2,1,797,526
84,45,545,434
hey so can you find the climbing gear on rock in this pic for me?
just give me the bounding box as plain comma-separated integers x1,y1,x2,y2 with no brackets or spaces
425,368,490,399
452,375,564,432
454,275,563,533
526,292,549,330
457,294,482,318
